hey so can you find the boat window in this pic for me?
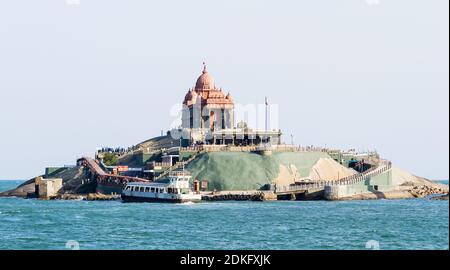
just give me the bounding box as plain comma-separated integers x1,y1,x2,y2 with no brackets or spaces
160,188,164,193
145,187,150,192
151,187,155,193
139,187,145,192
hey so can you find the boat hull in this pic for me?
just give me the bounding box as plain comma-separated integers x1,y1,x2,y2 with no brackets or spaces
121,194,201,203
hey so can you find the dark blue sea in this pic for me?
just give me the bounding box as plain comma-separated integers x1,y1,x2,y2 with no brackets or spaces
0,180,448,250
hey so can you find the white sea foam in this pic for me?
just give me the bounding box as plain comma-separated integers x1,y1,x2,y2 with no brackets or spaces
180,201,195,205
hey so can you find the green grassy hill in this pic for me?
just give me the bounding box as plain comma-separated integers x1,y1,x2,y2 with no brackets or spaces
186,151,330,190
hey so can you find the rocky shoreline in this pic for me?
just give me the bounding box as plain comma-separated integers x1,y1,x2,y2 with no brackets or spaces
337,184,449,201
430,193,449,201
201,191,278,201
48,193,120,201
2,182,448,202
1,165,447,202
408,185,449,198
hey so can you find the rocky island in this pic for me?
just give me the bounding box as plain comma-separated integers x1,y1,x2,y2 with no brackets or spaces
1,65,448,201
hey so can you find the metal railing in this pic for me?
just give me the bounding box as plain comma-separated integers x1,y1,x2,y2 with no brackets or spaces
154,153,201,180
275,161,392,193
81,157,150,186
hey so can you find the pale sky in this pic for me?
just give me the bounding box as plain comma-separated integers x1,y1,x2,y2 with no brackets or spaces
0,0,448,180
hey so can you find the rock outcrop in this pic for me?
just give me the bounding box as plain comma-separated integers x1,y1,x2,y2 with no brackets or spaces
430,193,449,200
86,193,120,201
0,166,87,198
409,185,449,198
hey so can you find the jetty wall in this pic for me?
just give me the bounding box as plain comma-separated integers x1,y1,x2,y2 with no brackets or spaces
324,169,394,200
35,177,63,199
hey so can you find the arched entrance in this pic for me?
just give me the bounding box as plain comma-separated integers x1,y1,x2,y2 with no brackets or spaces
209,111,215,131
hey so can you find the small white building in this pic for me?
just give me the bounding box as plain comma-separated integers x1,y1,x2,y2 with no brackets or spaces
35,176,63,199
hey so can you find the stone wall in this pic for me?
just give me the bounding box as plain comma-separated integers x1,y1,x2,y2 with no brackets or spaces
324,169,393,200
35,177,63,199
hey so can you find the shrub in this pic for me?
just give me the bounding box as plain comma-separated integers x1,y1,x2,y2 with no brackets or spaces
103,153,118,166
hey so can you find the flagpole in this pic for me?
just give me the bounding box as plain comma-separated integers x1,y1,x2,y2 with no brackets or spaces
264,97,269,147
265,96,268,133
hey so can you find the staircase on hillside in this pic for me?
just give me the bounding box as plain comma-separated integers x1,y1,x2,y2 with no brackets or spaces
276,160,392,193
154,152,202,180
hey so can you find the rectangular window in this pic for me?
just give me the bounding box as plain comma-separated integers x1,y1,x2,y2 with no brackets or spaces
151,188,155,193
140,187,145,192
145,187,150,192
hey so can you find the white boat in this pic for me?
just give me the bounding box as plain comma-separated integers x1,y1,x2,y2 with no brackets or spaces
121,171,202,203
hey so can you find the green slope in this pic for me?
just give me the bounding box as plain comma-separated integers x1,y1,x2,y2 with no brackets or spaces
186,151,330,190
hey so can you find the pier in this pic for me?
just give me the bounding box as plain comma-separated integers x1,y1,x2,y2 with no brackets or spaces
274,161,392,200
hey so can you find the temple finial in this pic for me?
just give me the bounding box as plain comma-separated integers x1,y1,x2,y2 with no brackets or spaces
202,61,207,73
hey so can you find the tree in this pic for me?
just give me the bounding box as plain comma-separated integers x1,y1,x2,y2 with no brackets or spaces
103,153,118,166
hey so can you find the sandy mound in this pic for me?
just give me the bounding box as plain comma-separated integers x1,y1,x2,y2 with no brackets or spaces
303,158,357,181
391,166,448,191
273,165,296,186
272,162,328,186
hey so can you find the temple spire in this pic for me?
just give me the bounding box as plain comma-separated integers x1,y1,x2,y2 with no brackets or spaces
202,61,207,73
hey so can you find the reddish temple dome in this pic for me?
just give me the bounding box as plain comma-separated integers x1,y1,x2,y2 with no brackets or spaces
183,63,233,107
182,63,235,130
180,63,282,145
195,63,215,90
